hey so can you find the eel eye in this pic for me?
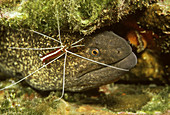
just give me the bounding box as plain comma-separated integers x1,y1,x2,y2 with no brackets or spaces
90,48,100,57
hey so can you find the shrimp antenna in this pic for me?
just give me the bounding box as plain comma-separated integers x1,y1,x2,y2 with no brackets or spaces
70,45,85,48
56,9,63,47
66,50,129,71
8,46,61,50
55,52,67,101
29,30,61,43
0,51,65,91
71,38,84,46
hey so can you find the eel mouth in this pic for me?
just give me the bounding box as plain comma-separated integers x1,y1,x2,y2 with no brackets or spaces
71,52,137,91
91,52,137,75
79,52,137,78
110,52,137,71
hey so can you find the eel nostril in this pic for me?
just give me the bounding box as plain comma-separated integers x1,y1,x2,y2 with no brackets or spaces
117,48,121,54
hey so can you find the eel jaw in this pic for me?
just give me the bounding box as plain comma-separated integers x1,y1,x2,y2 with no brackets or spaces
68,52,137,92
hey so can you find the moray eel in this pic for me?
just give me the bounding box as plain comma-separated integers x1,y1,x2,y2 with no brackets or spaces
0,26,137,92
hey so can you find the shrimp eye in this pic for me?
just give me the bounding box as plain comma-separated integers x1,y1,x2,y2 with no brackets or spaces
90,48,100,57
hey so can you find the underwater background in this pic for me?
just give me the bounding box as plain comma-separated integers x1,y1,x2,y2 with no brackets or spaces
0,0,169,114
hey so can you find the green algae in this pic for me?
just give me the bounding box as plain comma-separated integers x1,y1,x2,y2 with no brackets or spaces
1,0,157,35
141,86,170,114
0,80,169,114
0,0,21,8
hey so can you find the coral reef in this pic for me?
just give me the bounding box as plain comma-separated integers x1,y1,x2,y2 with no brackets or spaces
0,82,169,114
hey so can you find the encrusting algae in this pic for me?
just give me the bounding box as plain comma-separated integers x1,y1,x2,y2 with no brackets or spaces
0,0,164,35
